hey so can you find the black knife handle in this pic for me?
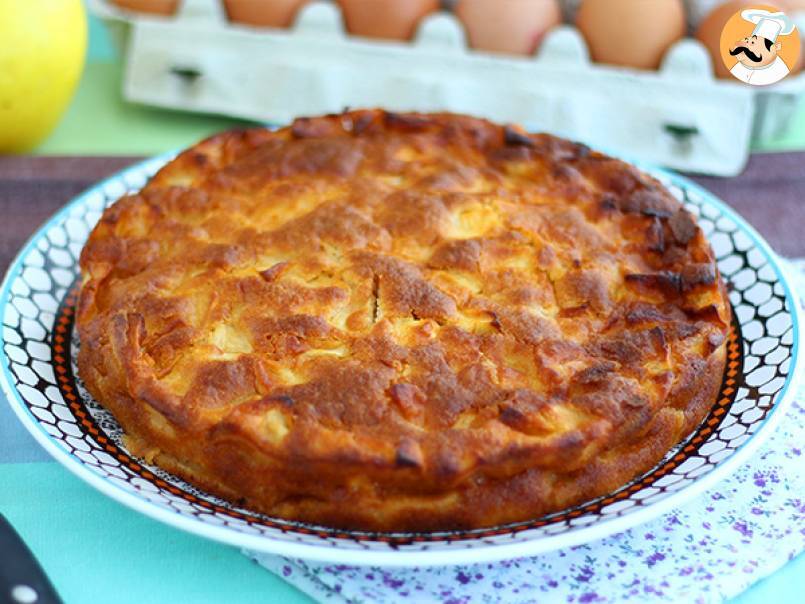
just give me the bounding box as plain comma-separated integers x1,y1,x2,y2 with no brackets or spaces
0,515,62,604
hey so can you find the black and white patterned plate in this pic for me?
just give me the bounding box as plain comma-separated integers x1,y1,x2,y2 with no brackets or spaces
1,154,801,566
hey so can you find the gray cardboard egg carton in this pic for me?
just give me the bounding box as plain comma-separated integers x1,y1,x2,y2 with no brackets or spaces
91,0,805,176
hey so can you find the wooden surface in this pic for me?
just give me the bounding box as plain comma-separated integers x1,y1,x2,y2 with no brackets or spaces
0,153,803,279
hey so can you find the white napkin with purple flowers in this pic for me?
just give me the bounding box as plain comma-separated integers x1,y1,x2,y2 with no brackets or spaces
246,259,805,603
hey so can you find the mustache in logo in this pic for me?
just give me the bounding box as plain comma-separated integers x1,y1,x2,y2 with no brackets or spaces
730,45,763,62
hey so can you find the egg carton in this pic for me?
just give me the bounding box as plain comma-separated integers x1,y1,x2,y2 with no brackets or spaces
90,0,805,176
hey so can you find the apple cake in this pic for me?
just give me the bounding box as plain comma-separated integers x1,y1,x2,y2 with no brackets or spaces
77,109,730,531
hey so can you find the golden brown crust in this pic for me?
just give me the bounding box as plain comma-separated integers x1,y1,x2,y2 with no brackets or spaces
77,110,730,531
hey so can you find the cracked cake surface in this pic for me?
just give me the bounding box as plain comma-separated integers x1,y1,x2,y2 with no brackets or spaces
77,109,730,531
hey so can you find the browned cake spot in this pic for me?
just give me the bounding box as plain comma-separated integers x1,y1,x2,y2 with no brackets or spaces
77,110,730,531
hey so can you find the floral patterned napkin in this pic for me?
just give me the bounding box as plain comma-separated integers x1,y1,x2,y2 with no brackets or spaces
246,259,805,603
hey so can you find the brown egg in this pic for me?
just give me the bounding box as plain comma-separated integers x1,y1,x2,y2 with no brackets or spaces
110,0,179,15
696,0,798,78
337,0,440,41
576,0,686,70
455,0,562,56
223,0,310,28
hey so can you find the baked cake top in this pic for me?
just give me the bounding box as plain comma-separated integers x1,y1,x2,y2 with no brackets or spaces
78,109,730,498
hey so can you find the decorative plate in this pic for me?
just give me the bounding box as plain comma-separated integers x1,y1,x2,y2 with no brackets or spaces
1,154,801,566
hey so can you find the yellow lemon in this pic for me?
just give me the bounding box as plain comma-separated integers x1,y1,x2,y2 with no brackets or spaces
0,0,88,152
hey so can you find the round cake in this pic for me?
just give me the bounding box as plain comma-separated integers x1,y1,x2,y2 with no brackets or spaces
77,109,731,532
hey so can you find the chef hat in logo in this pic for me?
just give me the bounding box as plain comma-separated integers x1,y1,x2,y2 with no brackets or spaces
741,9,795,43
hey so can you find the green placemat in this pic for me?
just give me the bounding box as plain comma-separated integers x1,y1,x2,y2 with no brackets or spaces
35,61,252,156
